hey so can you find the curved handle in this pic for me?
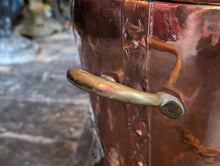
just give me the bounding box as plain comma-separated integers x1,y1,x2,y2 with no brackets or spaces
67,68,184,119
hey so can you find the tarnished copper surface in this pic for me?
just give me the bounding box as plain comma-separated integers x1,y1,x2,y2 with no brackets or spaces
70,0,220,165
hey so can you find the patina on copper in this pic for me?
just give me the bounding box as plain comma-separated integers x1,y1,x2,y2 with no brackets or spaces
70,0,220,165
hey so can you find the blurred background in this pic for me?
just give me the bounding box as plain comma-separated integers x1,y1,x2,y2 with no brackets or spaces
0,0,91,165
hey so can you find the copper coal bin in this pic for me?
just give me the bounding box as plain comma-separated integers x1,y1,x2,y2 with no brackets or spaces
67,0,220,165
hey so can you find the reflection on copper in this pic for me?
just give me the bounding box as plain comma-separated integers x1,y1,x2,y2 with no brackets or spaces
137,161,144,166
182,129,220,159
155,2,179,7
108,148,120,166
125,0,148,5
136,129,143,136
123,36,146,52
166,0,220,5
149,37,181,85
123,35,181,86
201,9,220,46
153,8,180,41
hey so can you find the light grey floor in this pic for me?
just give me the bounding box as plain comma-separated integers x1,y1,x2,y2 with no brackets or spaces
0,31,90,166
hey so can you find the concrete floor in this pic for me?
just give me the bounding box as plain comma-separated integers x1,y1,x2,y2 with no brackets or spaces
0,31,91,166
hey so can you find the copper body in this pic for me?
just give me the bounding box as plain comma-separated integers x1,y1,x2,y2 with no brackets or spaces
70,0,220,165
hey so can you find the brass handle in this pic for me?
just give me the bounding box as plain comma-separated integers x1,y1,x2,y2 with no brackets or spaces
67,68,184,119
